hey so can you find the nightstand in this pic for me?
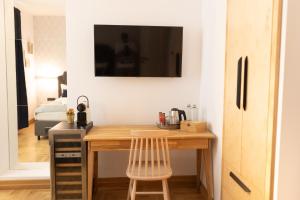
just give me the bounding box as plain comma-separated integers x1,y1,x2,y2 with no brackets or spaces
47,97,56,101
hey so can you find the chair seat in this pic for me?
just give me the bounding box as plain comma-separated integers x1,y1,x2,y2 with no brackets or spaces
126,161,172,181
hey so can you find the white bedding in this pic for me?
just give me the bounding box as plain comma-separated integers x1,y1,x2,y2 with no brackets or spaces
35,104,67,114
35,97,67,121
52,97,67,105
35,112,67,121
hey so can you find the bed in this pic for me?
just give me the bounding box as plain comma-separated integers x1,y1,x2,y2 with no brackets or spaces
34,72,67,140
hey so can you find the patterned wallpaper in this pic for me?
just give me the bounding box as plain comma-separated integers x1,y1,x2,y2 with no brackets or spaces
34,16,66,77
33,16,66,104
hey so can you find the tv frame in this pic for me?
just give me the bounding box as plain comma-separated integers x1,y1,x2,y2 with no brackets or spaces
93,24,183,78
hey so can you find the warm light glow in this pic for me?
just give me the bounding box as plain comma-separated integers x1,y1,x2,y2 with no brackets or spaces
35,64,63,79
36,78,58,101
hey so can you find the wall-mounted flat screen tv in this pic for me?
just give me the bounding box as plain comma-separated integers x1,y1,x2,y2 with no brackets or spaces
94,25,183,77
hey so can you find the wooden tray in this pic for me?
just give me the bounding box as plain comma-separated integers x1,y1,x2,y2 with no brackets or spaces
180,121,207,133
156,123,180,130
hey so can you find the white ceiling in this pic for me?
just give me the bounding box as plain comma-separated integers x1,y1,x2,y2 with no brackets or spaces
14,0,65,16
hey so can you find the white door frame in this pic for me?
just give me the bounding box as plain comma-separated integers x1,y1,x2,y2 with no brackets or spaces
4,0,19,170
0,0,10,174
0,0,50,179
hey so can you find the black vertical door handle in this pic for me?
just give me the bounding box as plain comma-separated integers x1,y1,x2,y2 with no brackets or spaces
230,172,251,193
243,56,248,111
236,57,243,109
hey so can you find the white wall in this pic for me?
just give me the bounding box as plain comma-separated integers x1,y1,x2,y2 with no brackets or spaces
66,0,202,177
34,16,66,104
0,0,10,174
274,0,300,199
199,0,226,199
14,0,65,16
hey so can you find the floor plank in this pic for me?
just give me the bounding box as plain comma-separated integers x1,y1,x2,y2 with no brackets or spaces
0,189,50,200
18,123,50,162
95,181,207,200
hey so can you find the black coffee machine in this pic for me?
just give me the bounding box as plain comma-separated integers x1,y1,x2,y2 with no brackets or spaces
77,95,89,127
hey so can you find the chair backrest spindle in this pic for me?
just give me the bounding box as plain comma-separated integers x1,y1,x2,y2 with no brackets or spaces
131,138,139,174
161,138,167,168
145,138,149,176
127,130,171,178
165,138,170,168
156,138,161,176
138,138,143,176
151,138,154,177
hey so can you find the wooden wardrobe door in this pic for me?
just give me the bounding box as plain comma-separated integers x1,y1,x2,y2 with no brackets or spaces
240,0,275,197
222,0,248,177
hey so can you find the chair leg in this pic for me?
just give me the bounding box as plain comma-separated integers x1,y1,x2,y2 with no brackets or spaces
127,179,133,200
166,180,171,200
131,180,137,200
162,179,170,200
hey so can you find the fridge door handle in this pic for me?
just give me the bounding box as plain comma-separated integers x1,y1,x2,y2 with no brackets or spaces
243,56,248,111
236,57,243,109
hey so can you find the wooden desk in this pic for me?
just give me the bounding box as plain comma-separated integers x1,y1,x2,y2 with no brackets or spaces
84,125,216,200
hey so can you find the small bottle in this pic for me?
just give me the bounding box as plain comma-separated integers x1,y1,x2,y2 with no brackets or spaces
159,112,166,126
162,113,166,125
159,112,163,125
191,105,199,121
186,104,192,121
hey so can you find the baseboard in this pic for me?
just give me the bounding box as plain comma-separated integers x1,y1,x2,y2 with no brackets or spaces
0,179,50,190
95,175,208,198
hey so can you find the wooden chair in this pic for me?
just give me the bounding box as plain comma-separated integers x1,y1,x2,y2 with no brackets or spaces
126,130,173,200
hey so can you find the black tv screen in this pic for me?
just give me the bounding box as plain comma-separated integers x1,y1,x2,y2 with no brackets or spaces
94,25,183,77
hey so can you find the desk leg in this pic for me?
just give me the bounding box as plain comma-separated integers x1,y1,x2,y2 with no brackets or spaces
88,150,95,200
94,153,98,180
196,149,202,191
203,142,214,200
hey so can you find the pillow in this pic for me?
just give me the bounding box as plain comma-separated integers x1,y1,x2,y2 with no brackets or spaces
60,84,67,97
60,84,67,91
54,97,67,105
62,89,67,97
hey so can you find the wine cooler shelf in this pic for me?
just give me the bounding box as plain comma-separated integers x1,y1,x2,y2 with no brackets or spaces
49,122,93,200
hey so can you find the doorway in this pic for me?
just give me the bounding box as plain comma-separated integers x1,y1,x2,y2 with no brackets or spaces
14,0,67,164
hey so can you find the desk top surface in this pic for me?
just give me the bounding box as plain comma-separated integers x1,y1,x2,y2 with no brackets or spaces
84,125,216,141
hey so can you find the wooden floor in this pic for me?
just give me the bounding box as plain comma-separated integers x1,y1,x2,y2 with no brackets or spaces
18,123,50,162
0,177,207,200
0,189,50,200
